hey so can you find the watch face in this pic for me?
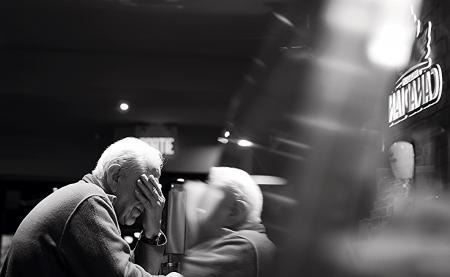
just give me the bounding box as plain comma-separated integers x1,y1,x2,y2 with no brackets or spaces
150,233,160,244
141,233,156,244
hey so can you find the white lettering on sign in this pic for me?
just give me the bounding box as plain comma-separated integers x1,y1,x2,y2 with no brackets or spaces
388,64,442,126
388,18,444,127
140,137,175,155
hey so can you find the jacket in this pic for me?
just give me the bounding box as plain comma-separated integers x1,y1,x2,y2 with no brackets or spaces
1,174,164,277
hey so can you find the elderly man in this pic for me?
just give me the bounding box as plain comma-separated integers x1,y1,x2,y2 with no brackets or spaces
1,137,179,277
181,167,275,277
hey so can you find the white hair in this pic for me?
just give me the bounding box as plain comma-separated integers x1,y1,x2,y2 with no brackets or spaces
92,137,163,180
208,167,263,223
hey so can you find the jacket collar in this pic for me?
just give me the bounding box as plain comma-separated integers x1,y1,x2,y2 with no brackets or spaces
228,221,267,234
237,221,267,233
81,173,117,203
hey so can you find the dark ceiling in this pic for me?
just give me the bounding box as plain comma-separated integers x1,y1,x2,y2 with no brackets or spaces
0,0,317,138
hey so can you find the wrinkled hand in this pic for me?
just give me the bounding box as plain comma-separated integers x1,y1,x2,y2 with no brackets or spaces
135,174,165,237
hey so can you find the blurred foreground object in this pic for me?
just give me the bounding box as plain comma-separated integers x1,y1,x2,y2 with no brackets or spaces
389,141,415,195
275,0,423,276
326,193,450,277
389,141,415,181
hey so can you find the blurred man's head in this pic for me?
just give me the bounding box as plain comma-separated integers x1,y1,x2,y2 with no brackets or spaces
185,167,264,244
208,167,263,225
92,137,163,226
197,167,262,237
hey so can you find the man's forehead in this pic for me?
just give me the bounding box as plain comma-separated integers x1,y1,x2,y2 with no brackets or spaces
146,164,161,178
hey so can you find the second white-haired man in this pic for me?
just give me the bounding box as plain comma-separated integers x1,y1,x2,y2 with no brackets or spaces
181,167,275,277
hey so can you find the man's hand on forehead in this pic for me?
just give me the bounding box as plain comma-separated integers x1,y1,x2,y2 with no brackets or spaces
135,173,166,237
138,174,163,202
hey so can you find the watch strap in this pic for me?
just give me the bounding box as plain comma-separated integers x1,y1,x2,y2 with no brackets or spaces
139,231,167,246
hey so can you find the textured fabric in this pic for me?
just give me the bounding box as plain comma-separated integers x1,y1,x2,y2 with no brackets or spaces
0,176,164,277
181,223,275,277
234,230,276,277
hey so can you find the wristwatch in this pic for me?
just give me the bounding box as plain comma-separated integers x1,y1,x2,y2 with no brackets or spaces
139,231,167,246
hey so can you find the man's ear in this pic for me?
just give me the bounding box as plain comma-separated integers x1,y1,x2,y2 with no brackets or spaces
226,200,249,228
106,164,121,193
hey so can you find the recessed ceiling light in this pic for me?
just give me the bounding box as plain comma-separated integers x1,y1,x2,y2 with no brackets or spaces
237,139,253,147
224,130,230,138
251,175,287,185
118,101,130,112
273,12,295,28
218,137,228,144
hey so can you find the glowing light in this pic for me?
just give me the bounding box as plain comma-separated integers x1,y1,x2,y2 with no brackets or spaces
366,0,420,68
177,178,185,183
388,64,442,126
119,102,129,111
386,8,442,127
124,236,134,244
273,12,294,27
324,0,373,34
224,131,230,138
237,139,253,147
367,24,415,68
133,232,141,238
217,137,228,144
251,175,287,185
140,137,175,155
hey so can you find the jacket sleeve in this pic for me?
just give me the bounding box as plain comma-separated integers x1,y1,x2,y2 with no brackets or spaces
59,195,164,277
181,236,256,277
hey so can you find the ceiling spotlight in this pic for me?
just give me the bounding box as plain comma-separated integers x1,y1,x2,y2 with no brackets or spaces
218,137,228,144
119,103,129,111
237,139,253,147
224,131,230,138
273,12,295,28
251,175,287,185
118,101,130,112
176,178,185,183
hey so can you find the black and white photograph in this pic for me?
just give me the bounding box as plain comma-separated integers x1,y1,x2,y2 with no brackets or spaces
1,0,450,276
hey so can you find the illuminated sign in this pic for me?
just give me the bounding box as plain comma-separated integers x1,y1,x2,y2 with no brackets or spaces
388,14,443,127
140,137,175,156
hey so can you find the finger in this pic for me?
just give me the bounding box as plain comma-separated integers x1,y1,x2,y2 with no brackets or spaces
136,183,164,208
136,179,157,203
148,175,164,197
137,179,161,205
141,174,163,197
135,187,156,208
138,175,157,196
